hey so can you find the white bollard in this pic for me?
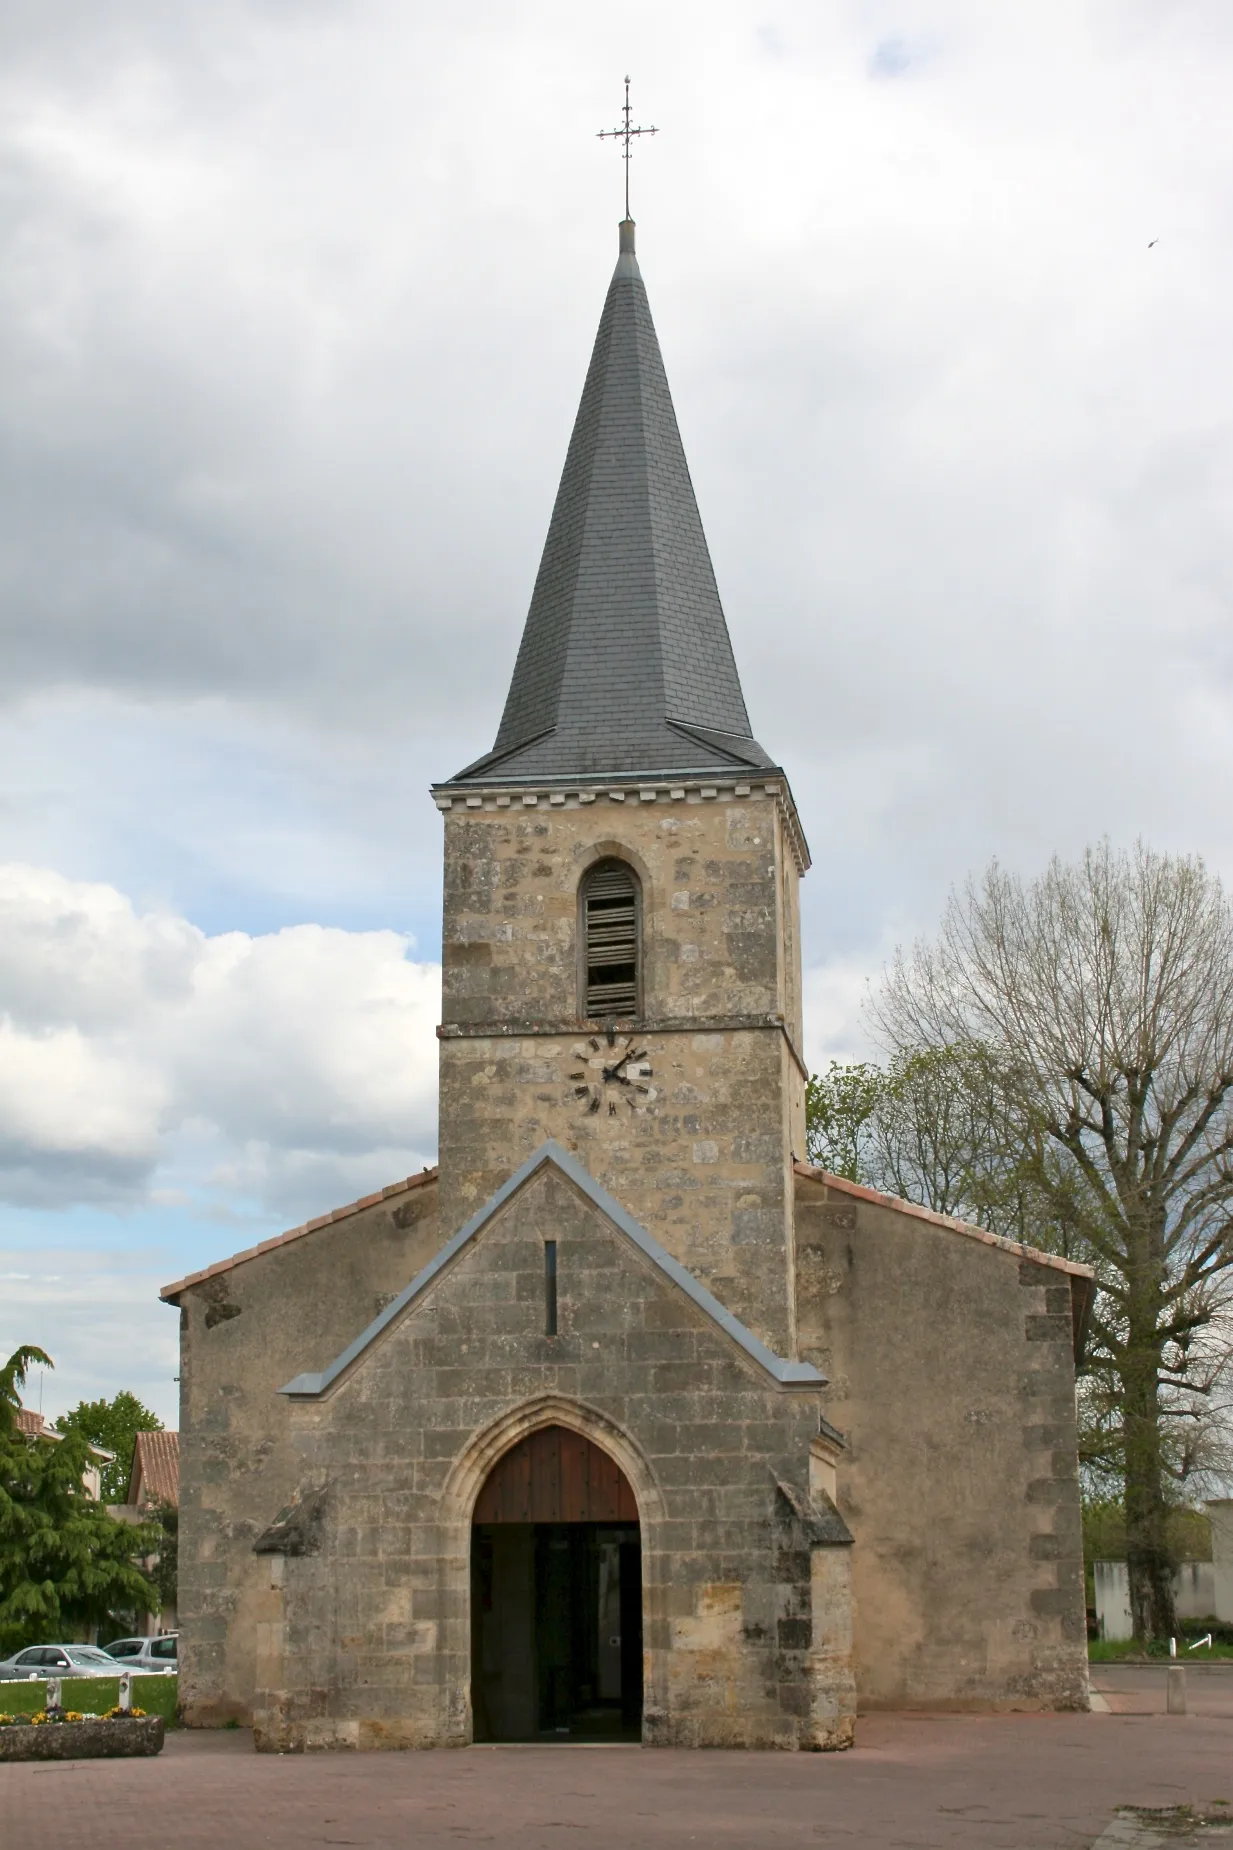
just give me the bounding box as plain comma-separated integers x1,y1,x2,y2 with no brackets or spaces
1167,1665,1188,1714
118,1670,133,1714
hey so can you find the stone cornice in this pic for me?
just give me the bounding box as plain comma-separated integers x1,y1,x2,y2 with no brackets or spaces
437,1013,811,1081
430,773,811,875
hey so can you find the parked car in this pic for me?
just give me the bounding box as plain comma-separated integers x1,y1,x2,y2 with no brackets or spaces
0,1644,128,1681
103,1633,178,1674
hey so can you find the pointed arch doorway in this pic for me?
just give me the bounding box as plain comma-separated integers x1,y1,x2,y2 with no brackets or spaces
470,1424,643,1742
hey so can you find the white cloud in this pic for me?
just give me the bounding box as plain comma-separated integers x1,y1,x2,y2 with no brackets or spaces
2,0,1231,994
0,2,1231,1338
803,950,891,1072
0,863,440,1212
0,1248,181,1429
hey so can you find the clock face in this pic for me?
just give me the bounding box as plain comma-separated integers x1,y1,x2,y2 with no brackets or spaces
567,1030,657,1117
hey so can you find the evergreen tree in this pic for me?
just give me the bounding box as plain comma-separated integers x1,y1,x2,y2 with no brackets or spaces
0,1347,159,1654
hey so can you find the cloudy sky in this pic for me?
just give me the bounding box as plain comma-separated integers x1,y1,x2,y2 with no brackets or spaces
2,0,1230,1423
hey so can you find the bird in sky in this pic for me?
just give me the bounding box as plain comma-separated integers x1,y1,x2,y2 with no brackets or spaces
1148,239,1159,247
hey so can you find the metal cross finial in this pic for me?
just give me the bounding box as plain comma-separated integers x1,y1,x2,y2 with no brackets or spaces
597,76,657,221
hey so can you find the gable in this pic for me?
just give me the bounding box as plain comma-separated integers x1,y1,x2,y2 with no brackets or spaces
793,1164,1095,1365
160,1168,439,1304
280,1141,825,1399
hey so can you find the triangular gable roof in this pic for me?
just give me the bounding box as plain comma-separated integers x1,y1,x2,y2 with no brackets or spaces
281,1140,825,1398
129,1429,179,1508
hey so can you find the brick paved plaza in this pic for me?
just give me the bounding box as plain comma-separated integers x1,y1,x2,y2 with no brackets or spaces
4,1671,1233,1850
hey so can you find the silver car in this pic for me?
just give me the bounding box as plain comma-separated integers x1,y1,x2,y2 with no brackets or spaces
103,1634,178,1675
0,1644,127,1682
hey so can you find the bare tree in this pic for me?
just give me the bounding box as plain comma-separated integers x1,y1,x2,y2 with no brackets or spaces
876,843,1233,1642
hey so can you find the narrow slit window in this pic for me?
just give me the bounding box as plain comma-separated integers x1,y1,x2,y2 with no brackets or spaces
544,1240,558,1337
581,860,639,1019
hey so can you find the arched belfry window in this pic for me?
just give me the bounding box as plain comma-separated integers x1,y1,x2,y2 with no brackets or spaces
580,859,640,1020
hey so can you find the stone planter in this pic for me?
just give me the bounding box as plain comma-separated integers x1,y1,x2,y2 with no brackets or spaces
0,1716,164,1761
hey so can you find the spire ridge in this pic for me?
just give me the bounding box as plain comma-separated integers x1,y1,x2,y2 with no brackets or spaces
449,227,772,785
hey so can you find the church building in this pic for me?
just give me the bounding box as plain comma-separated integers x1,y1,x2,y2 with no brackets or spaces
163,217,1095,1750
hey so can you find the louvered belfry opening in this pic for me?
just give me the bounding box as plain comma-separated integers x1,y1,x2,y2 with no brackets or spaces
581,860,639,1020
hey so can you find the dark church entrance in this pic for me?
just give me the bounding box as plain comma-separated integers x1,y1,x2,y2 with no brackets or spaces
470,1425,643,1742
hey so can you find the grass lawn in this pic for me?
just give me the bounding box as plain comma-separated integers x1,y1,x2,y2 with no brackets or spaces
1089,1639,1233,1661
0,1675,178,1723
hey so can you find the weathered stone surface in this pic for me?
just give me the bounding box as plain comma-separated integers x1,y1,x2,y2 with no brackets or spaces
252,1164,840,1753
165,369,1091,1755
437,789,807,1355
0,1717,164,1760
173,1179,440,1725
794,1172,1090,1712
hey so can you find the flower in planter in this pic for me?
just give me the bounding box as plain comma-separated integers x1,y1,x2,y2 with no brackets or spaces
101,1706,147,1720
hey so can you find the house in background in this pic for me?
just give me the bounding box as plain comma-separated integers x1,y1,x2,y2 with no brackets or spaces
16,1406,112,1501
128,1430,180,1515
108,1430,180,1633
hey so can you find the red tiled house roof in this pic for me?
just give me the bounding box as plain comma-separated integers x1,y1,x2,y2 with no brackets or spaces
130,1429,179,1508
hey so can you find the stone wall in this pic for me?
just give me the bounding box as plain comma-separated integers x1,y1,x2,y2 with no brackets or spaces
437,782,801,1029
793,1169,1090,1711
1212,1501,1233,1625
439,1027,799,1356
436,781,808,1354
168,1175,440,1725
255,1163,852,1751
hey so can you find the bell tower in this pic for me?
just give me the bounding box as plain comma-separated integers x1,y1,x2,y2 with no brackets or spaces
432,220,810,1355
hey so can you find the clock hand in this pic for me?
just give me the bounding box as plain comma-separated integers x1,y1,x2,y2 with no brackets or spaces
602,1046,648,1082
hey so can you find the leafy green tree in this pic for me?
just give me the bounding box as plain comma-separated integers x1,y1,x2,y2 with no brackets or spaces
804,1061,884,1181
55,1391,163,1505
0,1347,159,1654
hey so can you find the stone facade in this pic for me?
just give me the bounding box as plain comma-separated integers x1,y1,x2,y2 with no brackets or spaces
436,775,808,1356
247,1158,853,1751
794,1167,1091,1711
172,1174,440,1724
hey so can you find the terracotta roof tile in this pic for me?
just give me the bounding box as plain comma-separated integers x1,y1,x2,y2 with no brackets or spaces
792,1162,1095,1280
131,1429,179,1507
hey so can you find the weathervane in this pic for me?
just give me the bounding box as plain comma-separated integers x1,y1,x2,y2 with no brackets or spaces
597,76,658,221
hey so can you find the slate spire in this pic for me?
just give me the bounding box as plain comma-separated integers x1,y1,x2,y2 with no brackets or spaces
450,220,773,783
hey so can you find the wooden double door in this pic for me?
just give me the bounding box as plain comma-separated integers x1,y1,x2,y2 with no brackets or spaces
470,1427,643,1741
